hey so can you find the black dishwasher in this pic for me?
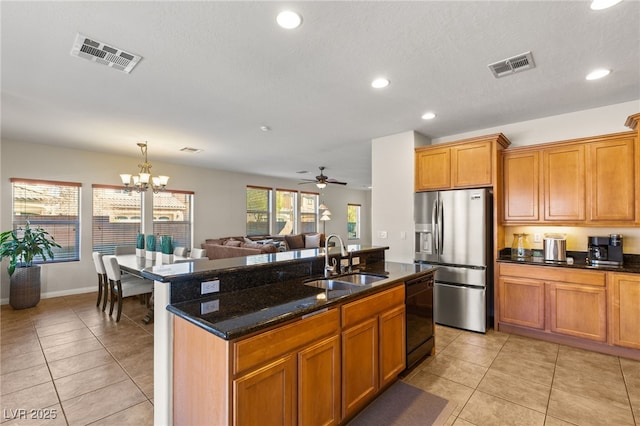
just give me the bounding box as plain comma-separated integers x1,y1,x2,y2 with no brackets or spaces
405,273,434,371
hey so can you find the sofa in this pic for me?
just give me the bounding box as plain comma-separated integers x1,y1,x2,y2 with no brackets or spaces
201,237,278,260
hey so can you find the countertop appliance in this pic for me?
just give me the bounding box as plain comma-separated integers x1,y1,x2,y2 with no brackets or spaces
405,273,434,370
543,234,567,262
414,188,492,333
587,234,623,266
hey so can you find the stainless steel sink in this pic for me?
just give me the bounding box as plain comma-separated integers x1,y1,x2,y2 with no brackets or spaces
304,279,364,291
303,273,386,291
333,273,386,285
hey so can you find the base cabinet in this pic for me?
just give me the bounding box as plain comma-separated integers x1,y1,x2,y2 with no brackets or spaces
610,273,640,349
548,282,606,342
498,276,545,329
342,318,378,418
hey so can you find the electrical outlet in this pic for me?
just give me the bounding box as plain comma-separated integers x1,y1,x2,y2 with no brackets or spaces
400,231,407,240
534,233,542,243
201,279,220,295
200,299,219,315
378,231,388,239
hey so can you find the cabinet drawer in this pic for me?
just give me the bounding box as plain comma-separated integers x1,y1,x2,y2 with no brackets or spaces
234,308,339,375
342,285,404,328
499,263,605,286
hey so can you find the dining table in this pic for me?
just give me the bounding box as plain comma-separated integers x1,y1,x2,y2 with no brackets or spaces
114,253,187,324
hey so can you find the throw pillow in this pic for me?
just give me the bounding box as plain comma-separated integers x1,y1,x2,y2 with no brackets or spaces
305,233,321,248
244,237,254,244
284,234,305,250
224,240,242,247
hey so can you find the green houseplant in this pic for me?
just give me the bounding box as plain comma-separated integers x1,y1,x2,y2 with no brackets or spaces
0,221,61,309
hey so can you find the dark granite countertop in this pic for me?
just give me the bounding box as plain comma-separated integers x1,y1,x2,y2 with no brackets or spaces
166,261,437,341
142,244,389,283
497,250,640,274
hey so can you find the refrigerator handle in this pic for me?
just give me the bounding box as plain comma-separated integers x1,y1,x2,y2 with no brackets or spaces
439,200,444,255
432,199,438,253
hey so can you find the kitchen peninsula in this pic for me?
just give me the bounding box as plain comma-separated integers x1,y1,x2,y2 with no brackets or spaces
141,244,436,425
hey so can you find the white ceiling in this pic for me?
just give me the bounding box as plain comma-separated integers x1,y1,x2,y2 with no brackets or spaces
2,1,639,189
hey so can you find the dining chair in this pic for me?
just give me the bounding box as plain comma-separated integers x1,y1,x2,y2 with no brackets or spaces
189,248,208,259
92,252,109,311
173,246,187,257
114,246,136,255
103,255,153,322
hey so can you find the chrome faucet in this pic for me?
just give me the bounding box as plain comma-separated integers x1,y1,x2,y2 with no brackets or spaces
325,234,347,278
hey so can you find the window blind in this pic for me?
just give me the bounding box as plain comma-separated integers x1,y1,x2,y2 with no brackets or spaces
92,185,142,255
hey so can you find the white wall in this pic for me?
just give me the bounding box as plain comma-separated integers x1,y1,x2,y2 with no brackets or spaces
0,140,371,301
371,131,430,263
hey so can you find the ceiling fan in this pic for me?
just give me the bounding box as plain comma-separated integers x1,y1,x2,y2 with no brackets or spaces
299,166,347,188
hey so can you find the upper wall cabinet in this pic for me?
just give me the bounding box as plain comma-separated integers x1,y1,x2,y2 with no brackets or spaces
415,134,511,192
502,131,638,225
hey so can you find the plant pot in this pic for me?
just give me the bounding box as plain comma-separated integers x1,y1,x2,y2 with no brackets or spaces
9,265,41,309
136,248,145,257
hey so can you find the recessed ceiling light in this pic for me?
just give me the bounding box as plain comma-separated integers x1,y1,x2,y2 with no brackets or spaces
590,0,622,10
421,112,436,120
260,125,271,132
371,78,390,89
586,68,611,80
276,11,302,29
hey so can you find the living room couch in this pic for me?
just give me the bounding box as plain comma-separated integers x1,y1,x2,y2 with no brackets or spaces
201,237,278,260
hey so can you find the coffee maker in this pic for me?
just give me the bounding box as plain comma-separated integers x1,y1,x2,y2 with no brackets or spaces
587,234,623,266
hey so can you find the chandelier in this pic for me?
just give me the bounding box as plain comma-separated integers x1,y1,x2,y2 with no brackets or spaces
120,142,169,193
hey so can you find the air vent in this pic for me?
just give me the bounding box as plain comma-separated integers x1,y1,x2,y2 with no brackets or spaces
70,33,141,74
488,51,535,78
180,147,203,154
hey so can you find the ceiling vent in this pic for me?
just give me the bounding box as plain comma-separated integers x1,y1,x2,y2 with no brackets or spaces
70,33,141,74
488,51,535,78
180,147,203,154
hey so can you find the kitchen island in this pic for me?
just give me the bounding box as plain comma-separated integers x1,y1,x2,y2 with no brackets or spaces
142,245,435,425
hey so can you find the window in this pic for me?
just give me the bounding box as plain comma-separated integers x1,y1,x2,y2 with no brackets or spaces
153,190,193,249
11,178,81,262
246,186,271,236
300,192,318,234
275,189,297,235
92,185,142,254
347,204,361,240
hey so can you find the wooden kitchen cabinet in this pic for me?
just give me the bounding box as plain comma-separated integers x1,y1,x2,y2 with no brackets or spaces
415,134,510,192
587,137,636,222
548,282,606,342
341,285,405,420
498,263,606,342
609,273,640,349
542,144,586,222
502,131,638,225
498,275,545,329
503,150,540,221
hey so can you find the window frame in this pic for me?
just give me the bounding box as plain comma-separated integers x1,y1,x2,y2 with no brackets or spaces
11,178,81,263
246,185,272,237
275,188,298,236
347,203,361,240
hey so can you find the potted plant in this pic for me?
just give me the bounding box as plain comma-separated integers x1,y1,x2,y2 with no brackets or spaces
0,221,61,309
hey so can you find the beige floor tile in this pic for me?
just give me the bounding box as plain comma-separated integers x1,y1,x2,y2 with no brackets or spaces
459,390,545,426
34,319,86,337
421,354,488,388
132,371,154,399
62,379,147,425
454,329,509,351
1,328,37,346
406,370,472,416
47,348,115,379
452,417,475,425
105,334,153,359
87,400,154,426
0,350,46,375
117,346,154,378
0,382,59,415
438,340,500,368
490,350,556,387
0,339,41,359
501,335,559,364
1,404,66,426
38,327,94,349
1,364,51,396
31,312,81,328
620,357,640,421
55,360,129,401
1,318,33,334
42,336,104,363
547,387,635,426
477,369,550,413
556,345,621,375
553,364,629,408
544,416,577,426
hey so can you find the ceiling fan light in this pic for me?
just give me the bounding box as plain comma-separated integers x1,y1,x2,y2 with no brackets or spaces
316,182,327,189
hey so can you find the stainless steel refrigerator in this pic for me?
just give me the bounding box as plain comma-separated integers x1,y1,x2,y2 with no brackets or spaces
414,188,492,333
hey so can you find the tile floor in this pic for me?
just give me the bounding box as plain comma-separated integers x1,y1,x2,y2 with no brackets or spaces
1,293,153,425
2,293,640,426
403,325,640,426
